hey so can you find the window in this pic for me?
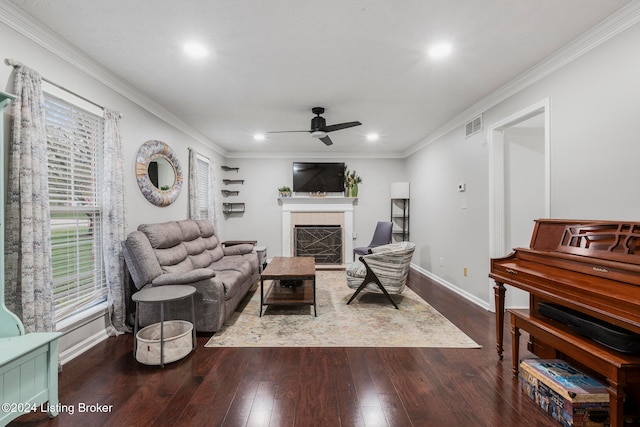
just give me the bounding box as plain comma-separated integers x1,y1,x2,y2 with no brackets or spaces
44,92,107,322
196,154,211,219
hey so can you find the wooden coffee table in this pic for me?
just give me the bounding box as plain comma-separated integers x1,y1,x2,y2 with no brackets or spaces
260,257,317,316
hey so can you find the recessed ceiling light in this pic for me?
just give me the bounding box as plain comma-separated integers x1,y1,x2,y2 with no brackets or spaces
428,42,453,59
366,133,379,141
183,41,209,58
253,133,265,141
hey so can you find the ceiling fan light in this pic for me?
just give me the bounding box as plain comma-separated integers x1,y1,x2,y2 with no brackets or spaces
311,130,327,139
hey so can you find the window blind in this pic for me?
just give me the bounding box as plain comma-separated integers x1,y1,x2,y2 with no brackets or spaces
44,93,107,322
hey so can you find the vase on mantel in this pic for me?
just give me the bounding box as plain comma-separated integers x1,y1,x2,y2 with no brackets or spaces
347,183,358,198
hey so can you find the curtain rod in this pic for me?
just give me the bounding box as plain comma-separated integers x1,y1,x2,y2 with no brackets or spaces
5,58,115,114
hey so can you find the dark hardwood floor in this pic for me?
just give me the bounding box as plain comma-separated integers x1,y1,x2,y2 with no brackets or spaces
11,270,557,427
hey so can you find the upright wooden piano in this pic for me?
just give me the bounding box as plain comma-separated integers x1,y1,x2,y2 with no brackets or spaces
490,219,640,427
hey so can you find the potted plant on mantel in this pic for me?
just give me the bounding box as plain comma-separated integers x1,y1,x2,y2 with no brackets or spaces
278,185,292,197
344,167,362,198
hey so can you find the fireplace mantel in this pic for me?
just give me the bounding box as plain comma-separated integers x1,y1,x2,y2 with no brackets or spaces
280,197,356,264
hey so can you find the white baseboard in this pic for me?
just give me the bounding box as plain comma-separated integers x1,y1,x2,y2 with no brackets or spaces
410,263,490,311
59,328,110,366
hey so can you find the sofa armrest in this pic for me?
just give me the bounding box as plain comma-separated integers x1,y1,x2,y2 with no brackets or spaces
151,268,216,286
223,243,254,256
123,231,163,290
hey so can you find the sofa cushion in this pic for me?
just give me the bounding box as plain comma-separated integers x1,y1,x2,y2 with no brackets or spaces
177,219,201,240
190,250,215,269
152,268,216,286
183,236,206,254
196,219,215,237
206,239,225,262
210,255,256,277
223,243,254,256
161,258,193,275
214,270,247,301
139,221,183,249
154,244,188,267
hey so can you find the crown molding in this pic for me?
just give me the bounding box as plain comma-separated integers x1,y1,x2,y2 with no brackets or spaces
225,150,405,159
403,1,640,158
0,2,227,157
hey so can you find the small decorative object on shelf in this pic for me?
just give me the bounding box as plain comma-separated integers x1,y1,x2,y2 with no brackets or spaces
344,165,362,198
278,186,291,197
309,191,327,197
221,190,239,196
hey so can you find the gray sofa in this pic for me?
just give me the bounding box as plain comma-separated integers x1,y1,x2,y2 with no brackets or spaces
123,219,259,332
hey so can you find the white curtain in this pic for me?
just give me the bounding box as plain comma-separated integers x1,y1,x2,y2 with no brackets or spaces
102,109,128,334
188,147,199,219
210,159,220,231
209,159,222,231
5,65,55,333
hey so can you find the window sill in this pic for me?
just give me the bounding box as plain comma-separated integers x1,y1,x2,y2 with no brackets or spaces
56,302,109,333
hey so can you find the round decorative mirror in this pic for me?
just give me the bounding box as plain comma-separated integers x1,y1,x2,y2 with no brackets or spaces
136,140,183,207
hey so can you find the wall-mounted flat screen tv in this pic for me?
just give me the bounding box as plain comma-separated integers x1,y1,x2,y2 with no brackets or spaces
292,162,345,193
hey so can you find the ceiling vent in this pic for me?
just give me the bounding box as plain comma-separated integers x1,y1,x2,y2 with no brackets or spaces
465,115,482,138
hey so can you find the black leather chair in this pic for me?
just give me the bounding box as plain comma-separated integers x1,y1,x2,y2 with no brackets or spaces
353,221,393,256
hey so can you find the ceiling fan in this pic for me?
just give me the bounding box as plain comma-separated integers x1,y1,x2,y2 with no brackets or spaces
268,107,362,146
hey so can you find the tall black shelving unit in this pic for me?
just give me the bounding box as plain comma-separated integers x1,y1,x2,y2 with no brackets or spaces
391,198,410,242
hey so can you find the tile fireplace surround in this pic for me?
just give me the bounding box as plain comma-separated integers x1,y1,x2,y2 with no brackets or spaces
280,197,356,264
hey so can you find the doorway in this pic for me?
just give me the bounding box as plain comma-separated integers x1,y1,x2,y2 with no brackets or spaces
488,99,550,311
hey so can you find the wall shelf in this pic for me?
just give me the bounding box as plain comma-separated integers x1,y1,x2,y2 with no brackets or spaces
223,179,244,185
223,203,245,215
222,166,244,215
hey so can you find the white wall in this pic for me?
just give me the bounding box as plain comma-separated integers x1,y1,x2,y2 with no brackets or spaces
406,125,490,304
407,20,640,309
0,21,226,357
222,157,406,257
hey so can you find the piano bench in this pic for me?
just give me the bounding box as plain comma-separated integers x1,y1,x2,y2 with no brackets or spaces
509,308,640,427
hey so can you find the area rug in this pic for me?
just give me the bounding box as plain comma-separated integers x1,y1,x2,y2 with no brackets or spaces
205,270,480,348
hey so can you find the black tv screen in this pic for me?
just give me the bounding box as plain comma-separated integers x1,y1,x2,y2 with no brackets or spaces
292,162,345,193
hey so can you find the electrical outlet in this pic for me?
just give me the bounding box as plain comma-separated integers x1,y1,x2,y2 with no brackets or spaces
439,257,444,267
464,267,468,277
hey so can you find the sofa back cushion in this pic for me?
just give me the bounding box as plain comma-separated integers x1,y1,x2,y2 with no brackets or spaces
138,221,183,248
194,219,224,262
156,245,192,274
179,220,216,268
125,219,225,286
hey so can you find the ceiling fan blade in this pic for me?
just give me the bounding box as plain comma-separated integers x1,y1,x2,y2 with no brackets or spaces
324,121,362,133
320,135,333,146
267,130,311,134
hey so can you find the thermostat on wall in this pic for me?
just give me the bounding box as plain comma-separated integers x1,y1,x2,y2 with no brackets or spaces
458,182,466,192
